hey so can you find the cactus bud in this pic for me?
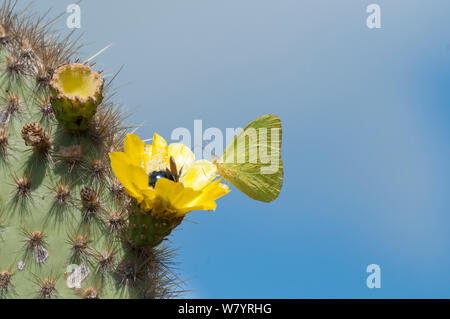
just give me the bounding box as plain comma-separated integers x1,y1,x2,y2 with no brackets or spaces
21,122,52,153
80,186,101,218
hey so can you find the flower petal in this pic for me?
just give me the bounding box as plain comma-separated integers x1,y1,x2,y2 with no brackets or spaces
202,179,231,200
186,179,230,210
143,133,169,173
109,151,148,202
154,178,188,205
174,203,216,216
153,178,229,216
140,188,156,211
129,165,149,192
151,133,168,159
124,134,146,167
168,143,195,176
182,160,218,190
153,178,205,216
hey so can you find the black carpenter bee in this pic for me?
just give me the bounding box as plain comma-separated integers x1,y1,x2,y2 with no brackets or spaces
148,156,182,188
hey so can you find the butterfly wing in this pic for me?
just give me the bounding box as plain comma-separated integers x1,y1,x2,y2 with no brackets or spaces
218,115,283,202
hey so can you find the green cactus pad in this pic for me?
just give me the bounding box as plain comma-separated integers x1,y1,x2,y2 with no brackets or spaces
0,1,180,299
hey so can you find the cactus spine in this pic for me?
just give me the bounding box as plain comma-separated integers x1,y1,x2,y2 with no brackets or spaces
0,1,179,299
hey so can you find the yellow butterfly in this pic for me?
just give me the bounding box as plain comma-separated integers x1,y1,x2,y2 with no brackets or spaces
213,115,283,202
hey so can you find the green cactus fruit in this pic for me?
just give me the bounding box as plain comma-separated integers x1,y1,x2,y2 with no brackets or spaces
0,1,180,299
50,63,104,131
128,203,183,247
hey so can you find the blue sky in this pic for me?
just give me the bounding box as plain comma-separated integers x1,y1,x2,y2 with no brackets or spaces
29,1,450,298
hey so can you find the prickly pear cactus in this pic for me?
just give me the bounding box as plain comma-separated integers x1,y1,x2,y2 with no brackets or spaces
0,1,179,299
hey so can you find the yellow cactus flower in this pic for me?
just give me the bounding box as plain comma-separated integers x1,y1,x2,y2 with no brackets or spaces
109,133,230,218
